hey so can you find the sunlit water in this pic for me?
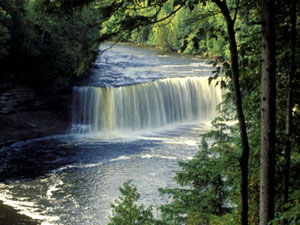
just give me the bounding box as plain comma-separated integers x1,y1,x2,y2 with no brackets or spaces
0,43,220,225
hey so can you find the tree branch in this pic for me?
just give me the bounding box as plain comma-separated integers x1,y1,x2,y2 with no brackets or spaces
233,0,240,23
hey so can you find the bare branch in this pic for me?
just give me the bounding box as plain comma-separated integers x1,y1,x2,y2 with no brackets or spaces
233,0,240,23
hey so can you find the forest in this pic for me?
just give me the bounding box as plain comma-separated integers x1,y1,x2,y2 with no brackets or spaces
0,0,299,225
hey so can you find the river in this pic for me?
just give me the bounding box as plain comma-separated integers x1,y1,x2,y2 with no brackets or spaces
0,43,222,225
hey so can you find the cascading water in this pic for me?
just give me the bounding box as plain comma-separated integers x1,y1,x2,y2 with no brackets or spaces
71,77,222,134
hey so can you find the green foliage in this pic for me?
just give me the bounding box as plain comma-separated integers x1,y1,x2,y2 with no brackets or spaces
1,0,300,223
272,190,300,225
108,180,157,225
155,97,245,224
101,0,230,56
0,0,102,91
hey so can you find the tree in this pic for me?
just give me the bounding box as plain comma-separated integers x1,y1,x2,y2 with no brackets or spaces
108,180,157,225
104,1,251,223
159,135,231,224
284,0,296,206
98,1,300,224
127,1,251,223
0,0,103,91
210,1,250,224
259,0,276,224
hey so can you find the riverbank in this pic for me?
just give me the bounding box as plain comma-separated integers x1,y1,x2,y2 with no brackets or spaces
0,88,71,224
0,111,68,225
116,41,218,60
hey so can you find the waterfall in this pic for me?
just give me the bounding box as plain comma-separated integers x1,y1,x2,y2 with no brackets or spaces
71,77,222,134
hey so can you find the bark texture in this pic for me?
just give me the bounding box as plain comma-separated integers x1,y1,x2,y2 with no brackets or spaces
260,0,276,224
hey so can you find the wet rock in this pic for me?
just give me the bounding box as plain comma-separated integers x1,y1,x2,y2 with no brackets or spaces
0,86,72,147
0,87,35,114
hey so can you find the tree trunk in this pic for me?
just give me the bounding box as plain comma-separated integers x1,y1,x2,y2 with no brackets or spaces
212,1,250,224
284,0,296,206
259,0,276,224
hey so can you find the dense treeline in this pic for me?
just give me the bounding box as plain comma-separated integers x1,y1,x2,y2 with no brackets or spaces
1,0,300,224
0,0,101,91
104,1,229,58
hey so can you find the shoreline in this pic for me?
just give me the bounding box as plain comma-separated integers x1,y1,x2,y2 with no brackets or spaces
0,87,72,224
0,111,70,225
105,41,218,60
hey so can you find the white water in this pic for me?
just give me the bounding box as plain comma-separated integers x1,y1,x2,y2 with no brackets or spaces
71,77,222,134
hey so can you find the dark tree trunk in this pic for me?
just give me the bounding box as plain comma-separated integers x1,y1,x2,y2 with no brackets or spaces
284,0,296,205
259,0,276,224
212,1,250,224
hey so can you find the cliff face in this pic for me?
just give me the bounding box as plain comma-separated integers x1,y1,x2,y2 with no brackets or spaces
0,86,72,147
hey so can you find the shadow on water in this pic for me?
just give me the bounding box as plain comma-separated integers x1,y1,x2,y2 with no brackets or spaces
0,135,162,183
